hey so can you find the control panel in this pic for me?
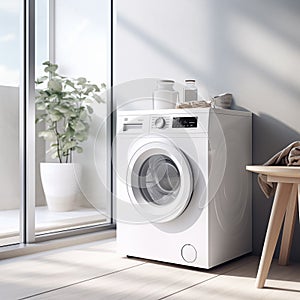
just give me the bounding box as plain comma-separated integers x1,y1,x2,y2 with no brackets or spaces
118,112,206,136
151,116,198,130
172,117,198,128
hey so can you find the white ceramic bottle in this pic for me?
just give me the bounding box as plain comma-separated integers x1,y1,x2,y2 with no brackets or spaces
153,80,179,109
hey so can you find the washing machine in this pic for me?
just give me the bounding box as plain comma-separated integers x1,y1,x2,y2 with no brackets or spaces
115,108,252,269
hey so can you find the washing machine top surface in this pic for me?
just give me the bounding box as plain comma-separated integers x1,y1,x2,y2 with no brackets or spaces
117,108,251,117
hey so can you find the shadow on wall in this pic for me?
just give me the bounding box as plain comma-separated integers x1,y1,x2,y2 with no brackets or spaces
252,113,300,261
117,11,213,83
206,0,300,99
208,0,300,260
253,114,300,164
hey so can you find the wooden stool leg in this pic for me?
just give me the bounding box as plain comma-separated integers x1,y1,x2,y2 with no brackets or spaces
279,184,298,265
256,183,293,288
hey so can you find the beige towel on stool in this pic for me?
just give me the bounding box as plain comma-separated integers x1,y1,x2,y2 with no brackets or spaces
258,141,300,198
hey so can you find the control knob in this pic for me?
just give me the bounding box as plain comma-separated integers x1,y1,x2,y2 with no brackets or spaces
154,117,166,129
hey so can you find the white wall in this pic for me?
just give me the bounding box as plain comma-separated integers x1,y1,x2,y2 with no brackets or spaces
53,0,110,212
115,0,300,260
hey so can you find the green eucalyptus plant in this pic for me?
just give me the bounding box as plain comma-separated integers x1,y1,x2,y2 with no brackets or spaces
35,61,106,163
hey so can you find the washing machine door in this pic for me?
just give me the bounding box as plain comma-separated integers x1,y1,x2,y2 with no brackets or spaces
127,141,193,223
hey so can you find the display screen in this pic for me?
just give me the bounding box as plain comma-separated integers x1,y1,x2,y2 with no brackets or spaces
172,117,198,128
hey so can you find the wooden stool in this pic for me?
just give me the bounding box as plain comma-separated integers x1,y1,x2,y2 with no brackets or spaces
246,166,300,288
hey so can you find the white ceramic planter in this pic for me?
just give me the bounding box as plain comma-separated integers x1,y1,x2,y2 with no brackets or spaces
40,163,82,212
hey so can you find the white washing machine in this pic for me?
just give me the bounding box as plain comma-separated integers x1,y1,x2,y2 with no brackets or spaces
115,108,252,269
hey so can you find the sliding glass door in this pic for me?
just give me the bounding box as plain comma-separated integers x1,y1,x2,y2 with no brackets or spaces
0,0,112,247
34,0,112,238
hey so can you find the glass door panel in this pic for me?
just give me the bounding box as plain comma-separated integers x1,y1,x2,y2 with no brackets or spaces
35,0,111,236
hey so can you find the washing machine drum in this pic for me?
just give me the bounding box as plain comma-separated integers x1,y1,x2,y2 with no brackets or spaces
127,142,193,223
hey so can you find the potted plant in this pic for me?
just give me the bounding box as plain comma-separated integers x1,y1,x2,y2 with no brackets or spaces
35,61,105,211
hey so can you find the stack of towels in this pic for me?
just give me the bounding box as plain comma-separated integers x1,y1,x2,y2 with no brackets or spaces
258,141,300,198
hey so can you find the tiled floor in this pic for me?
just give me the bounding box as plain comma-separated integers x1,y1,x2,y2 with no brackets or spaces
0,239,300,299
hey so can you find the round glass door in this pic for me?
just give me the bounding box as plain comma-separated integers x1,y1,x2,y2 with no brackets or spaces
139,154,181,206
127,142,193,223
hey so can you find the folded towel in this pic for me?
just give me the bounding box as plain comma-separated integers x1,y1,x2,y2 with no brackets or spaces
176,100,211,109
258,141,300,198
